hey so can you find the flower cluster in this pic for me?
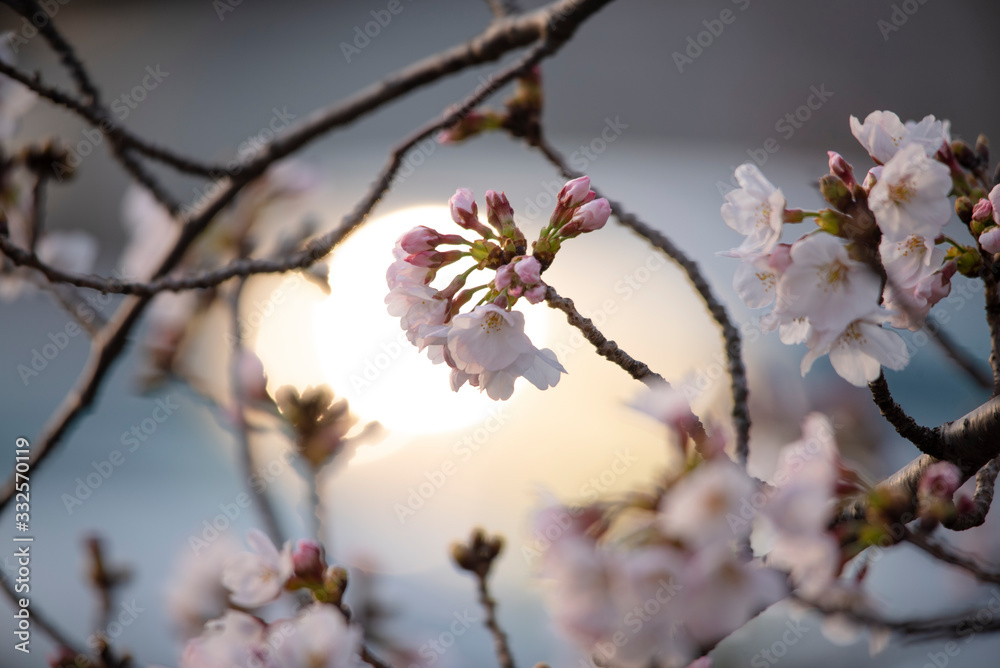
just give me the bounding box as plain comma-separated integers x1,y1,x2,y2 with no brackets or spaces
534,387,891,666
719,110,996,386
386,177,611,400
180,530,363,668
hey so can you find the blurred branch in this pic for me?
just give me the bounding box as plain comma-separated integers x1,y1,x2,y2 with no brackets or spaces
451,529,517,668
0,0,615,527
946,456,1000,531
229,277,286,546
928,323,992,390
531,137,750,466
903,527,1000,585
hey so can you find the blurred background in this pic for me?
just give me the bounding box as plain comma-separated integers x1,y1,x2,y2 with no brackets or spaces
1,0,1000,666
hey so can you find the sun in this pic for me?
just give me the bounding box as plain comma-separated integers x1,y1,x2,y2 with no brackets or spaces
311,205,549,437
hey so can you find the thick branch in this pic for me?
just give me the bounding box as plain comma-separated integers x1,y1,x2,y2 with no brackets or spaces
868,373,945,458
945,456,1000,531
533,138,750,465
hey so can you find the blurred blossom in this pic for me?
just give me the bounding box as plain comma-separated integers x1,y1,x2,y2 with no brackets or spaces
222,529,293,608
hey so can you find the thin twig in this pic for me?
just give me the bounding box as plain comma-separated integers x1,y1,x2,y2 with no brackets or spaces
230,277,285,546
903,527,1000,585
532,137,749,465
927,322,992,390
476,573,517,668
544,284,664,386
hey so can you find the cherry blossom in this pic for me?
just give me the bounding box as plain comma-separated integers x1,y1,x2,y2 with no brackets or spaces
880,236,954,330
772,234,881,336
180,610,274,668
721,164,786,257
868,143,953,244
271,604,364,668
659,459,758,550
166,537,242,639
849,110,950,164
981,227,1000,254
222,529,293,608
800,313,909,386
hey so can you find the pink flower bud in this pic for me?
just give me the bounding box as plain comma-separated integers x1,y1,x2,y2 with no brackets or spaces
508,284,524,298
990,185,1000,225
406,249,465,268
514,256,542,285
450,188,477,223
557,176,592,208
827,151,857,189
561,198,611,237
524,284,547,304
980,226,1000,254
919,461,962,500
292,540,325,582
494,263,515,290
485,190,516,233
972,198,994,223
399,226,441,253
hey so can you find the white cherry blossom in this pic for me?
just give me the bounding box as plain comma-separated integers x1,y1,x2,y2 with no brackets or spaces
659,459,757,550
868,143,952,244
849,110,950,164
271,604,364,668
180,610,273,668
721,164,786,256
772,234,881,336
222,529,293,608
800,313,909,386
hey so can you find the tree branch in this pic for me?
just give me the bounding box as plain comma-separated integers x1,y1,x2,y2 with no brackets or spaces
0,0,615,514
868,373,945,458
532,137,750,466
945,456,1000,531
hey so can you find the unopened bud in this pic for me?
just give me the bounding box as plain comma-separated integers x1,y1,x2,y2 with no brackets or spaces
450,188,494,238
955,196,974,224
819,174,852,211
485,190,516,235
816,209,846,236
952,140,977,170
827,151,857,189
405,249,465,269
292,540,325,582
559,198,611,238
972,198,994,223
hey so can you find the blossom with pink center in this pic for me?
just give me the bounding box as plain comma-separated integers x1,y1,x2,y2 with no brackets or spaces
721,163,787,257
800,313,909,386
222,529,293,608
868,143,952,244
849,110,950,164
271,604,364,668
659,459,758,550
442,304,535,373
180,610,274,668
772,234,881,336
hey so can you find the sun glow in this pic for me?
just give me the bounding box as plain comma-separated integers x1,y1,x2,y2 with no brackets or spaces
312,205,549,437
